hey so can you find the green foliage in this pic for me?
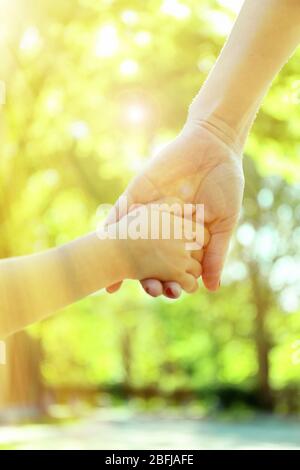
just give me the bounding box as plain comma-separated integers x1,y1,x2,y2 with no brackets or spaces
1,0,300,409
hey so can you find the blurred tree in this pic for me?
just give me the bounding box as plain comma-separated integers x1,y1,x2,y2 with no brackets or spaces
0,0,300,417
230,157,300,409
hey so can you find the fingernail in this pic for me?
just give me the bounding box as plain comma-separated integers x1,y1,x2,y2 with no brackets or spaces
165,287,175,298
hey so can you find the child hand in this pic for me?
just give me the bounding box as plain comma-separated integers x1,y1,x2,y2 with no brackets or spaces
113,205,209,294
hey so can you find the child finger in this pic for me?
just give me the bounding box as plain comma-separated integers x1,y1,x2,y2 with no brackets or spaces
187,259,202,278
191,249,204,262
141,279,163,297
163,281,182,299
180,273,199,293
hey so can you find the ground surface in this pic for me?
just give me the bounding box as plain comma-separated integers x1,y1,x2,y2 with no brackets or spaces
1,409,300,450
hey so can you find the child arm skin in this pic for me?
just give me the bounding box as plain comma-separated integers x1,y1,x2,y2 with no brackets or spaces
0,206,203,338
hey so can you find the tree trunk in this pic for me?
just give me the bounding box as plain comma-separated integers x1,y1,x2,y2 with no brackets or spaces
250,265,273,410
254,305,273,409
0,331,46,422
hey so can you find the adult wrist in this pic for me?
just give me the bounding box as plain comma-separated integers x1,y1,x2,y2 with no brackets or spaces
186,80,263,155
187,96,250,156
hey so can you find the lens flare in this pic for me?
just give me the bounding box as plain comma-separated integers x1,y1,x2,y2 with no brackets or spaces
126,104,147,124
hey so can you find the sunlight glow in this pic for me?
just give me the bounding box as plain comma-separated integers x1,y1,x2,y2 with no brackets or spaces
270,256,300,291
45,91,63,114
0,24,9,44
19,26,41,52
277,204,293,222
70,121,89,140
152,139,170,156
280,287,300,313
197,56,215,73
254,227,279,261
236,223,256,247
43,169,60,187
289,80,300,104
120,59,139,76
257,188,274,209
0,81,5,105
161,0,191,20
129,156,144,172
216,0,244,14
121,10,139,25
205,11,233,36
126,104,147,124
95,25,119,58
224,261,248,282
135,31,152,47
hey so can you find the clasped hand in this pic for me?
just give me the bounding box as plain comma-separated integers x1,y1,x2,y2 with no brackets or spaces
106,120,245,298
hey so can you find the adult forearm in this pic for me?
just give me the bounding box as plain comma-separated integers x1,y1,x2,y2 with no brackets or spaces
0,234,123,338
189,0,300,151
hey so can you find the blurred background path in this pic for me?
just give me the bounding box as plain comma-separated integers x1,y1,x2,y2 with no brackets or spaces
1,410,300,450
1,0,300,452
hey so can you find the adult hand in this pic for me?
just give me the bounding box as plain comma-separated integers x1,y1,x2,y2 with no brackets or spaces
106,119,244,297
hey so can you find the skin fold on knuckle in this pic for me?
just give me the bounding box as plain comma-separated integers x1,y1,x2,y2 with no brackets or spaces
186,279,198,294
179,273,196,293
194,264,202,278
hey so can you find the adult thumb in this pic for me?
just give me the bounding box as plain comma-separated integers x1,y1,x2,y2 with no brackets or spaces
201,228,232,291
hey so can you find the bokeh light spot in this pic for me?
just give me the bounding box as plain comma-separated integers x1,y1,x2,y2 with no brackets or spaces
161,0,191,20
126,104,147,124
20,26,41,52
70,121,89,140
120,59,139,76
135,31,152,47
236,223,256,247
121,10,139,25
95,25,119,57
257,188,274,209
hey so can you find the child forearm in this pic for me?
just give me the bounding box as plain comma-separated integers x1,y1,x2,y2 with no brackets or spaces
0,206,203,338
0,233,124,338
189,0,300,150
